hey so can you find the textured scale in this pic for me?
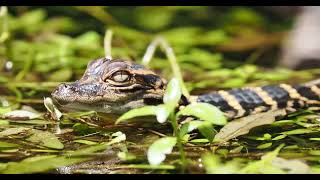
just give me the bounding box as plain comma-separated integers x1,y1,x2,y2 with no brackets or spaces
228,89,269,116
261,85,290,108
197,93,236,114
196,83,320,120
293,85,320,101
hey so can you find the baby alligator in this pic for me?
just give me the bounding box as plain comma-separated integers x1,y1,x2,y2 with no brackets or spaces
51,57,320,120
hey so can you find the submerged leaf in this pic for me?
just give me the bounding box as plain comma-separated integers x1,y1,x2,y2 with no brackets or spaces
3,110,41,120
0,154,88,174
147,137,177,165
0,127,31,137
0,131,129,174
214,109,286,143
27,129,64,149
73,140,98,145
0,141,20,148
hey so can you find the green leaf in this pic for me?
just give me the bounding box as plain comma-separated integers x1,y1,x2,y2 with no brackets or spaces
200,30,230,45
272,134,287,141
0,141,20,148
0,120,9,125
310,138,320,141
228,7,264,26
281,129,318,135
73,31,101,49
179,120,204,137
0,131,128,174
117,152,137,161
118,164,175,170
163,78,182,108
110,131,126,144
48,68,72,82
115,106,158,124
257,143,272,149
202,153,242,174
0,154,88,174
239,144,285,174
0,127,31,137
198,122,215,143
135,7,173,30
66,111,97,118
27,129,64,150
9,120,52,125
155,105,171,123
189,138,210,143
0,107,12,115
73,140,98,145
162,27,201,46
72,123,97,136
147,137,177,165
116,104,172,124
177,103,227,126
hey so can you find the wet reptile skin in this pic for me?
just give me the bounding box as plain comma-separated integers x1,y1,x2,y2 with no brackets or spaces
51,57,320,120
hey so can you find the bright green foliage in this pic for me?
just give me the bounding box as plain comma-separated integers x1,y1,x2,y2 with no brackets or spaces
147,137,177,165
177,103,227,126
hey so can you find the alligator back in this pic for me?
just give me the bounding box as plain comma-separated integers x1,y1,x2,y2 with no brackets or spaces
196,81,320,120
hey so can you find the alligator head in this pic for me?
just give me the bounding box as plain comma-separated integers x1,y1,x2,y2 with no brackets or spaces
51,58,166,114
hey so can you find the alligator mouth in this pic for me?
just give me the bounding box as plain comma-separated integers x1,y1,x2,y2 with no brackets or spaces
51,96,71,106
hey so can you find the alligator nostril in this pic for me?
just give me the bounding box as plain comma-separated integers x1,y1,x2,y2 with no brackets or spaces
70,86,76,91
159,83,164,89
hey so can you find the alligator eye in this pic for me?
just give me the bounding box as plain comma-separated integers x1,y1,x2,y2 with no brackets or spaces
111,71,130,82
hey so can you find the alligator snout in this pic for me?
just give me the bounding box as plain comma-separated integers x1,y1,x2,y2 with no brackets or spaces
51,83,78,105
51,82,104,106
52,83,76,96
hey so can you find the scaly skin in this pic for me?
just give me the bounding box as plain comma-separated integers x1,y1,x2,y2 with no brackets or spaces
52,57,320,120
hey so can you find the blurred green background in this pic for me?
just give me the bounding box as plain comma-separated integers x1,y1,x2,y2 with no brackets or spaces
1,6,301,93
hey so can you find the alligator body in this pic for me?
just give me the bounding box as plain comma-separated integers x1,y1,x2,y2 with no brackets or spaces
195,83,320,119
51,58,320,120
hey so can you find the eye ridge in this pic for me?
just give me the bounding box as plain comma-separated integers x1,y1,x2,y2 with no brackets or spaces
111,70,131,82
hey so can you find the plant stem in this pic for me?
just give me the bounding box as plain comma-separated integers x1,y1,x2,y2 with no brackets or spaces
170,112,187,173
104,29,113,59
142,36,190,98
0,6,12,61
0,6,10,43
